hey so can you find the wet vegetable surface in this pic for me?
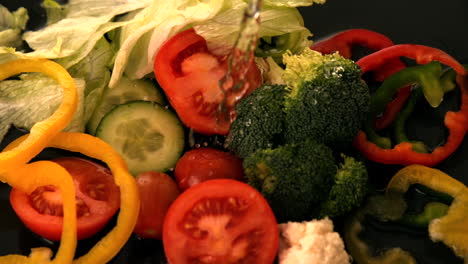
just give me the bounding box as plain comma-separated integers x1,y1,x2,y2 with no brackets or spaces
1,0,468,263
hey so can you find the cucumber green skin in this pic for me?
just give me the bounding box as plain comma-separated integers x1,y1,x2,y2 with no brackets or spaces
87,77,166,135
96,101,184,176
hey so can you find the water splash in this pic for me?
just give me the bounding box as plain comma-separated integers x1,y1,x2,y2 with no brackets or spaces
217,0,263,123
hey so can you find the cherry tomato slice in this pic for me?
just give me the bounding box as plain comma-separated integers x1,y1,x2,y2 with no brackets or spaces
9,157,120,241
154,28,262,135
174,148,245,191
133,171,180,239
163,179,279,264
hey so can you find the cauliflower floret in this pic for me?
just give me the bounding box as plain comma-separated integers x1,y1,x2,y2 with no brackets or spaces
278,217,350,264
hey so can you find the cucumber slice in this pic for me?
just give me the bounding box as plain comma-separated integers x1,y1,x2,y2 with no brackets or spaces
87,76,166,135
96,101,185,176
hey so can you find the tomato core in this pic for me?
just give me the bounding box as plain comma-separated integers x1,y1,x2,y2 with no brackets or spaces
180,197,263,263
30,186,90,217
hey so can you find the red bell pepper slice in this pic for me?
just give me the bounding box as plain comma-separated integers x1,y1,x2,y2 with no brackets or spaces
357,44,467,75
353,44,468,167
311,28,394,59
358,44,467,131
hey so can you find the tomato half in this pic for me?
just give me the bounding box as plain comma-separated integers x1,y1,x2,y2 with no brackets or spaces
163,179,279,264
9,157,120,241
133,171,180,239
174,148,245,191
154,28,262,135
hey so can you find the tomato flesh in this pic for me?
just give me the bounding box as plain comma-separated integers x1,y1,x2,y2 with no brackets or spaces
30,185,90,217
163,179,278,264
154,28,262,135
133,171,180,239
174,148,245,191
9,157,120,241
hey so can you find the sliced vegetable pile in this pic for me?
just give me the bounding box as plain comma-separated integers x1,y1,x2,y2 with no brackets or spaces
1,1,468,264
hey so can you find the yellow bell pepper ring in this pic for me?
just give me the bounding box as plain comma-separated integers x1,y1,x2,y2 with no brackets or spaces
50,132,140,264
343,165,468,264
0,161,77,264
387,165,468,262
4,132,140,264
343,214,417,264
0,59,78,174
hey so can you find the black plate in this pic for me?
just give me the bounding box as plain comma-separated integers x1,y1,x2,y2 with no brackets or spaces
1,0,467,263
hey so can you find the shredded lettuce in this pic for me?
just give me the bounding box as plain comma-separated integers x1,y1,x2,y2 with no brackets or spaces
0,74,86,140
41,0,67,26
66,37,114,123
0,5,28,48
0,1,125,142
0,36,113,144
2,0,150,66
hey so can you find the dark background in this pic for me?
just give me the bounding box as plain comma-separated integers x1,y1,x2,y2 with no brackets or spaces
300,0,468,64
0,0,467,263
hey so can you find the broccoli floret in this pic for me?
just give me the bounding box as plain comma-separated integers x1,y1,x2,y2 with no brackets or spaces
225,84,288,158
228,49,370,156
243,139,337,222
282,49,370,150
318,155,369,218
243,142,369,222
230,49,370,222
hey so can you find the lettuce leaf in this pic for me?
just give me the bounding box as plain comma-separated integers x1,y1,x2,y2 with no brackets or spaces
0,0,117,139
65,37,114,123
0,38,113,139
0,5,28,48
0,74,86,141
41,0,67,26
8,0,150,67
